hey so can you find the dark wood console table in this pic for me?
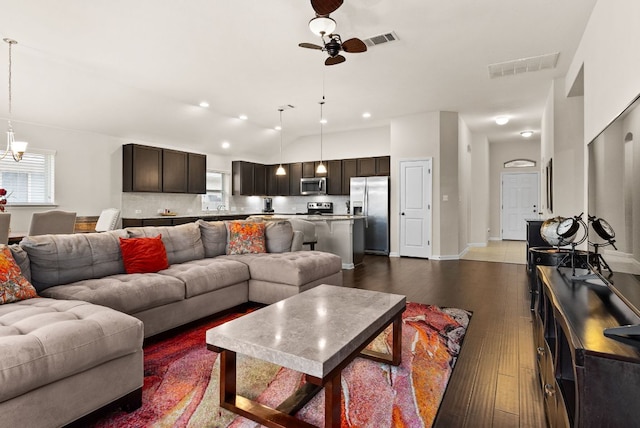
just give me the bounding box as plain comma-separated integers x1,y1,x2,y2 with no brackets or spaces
534,266,640,427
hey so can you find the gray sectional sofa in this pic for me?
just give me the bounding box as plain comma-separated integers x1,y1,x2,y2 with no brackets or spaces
0,219,342,428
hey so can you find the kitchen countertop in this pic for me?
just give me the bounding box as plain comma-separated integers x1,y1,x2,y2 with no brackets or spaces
251,214,365,222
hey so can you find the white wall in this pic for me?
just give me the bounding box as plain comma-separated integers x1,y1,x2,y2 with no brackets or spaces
458,117,472,251
265,126,390,164
7,121,233,231
469,134,490,245
567,0,640,144
489,141,541,239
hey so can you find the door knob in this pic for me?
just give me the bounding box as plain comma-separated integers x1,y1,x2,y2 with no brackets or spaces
401,212,405,216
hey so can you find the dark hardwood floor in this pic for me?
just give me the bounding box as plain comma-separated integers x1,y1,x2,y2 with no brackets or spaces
343,255,546,428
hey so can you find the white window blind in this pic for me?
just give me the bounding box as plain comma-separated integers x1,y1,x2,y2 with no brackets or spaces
0,149,55,205
201,171,228,211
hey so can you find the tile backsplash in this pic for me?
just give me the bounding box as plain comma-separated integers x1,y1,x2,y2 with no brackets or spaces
122,193,351,218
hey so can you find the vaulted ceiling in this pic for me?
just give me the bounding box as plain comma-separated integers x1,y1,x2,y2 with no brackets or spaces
0,0,596,158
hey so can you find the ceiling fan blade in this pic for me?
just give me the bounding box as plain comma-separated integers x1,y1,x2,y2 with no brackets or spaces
299,42,324,50
325,55,346,66
311,0,343,16
342,38,367,53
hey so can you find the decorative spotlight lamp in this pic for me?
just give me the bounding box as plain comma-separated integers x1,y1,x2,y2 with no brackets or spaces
588,215,617,274
3,38,27,162
316,100,327,174
276,108,286,176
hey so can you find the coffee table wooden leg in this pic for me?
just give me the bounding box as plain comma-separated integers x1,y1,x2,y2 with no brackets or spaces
391,313,402,366
325,371,341,428
219,349,237,405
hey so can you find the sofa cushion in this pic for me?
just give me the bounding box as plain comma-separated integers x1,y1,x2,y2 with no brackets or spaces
265,221,294,253
119,236,169,274
126,223,205,265
0,246,37,304
39,273,185,314
222,251,342,286
20,230,128,292
0,297,143,402
196,220,227,257
160,258,250,298
225,221,266,255
8,244,30,283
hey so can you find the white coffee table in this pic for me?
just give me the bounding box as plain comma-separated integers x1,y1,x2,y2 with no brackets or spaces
206,284,406,428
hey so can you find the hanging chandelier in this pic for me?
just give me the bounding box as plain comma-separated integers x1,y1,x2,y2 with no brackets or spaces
276,108,286,176
316,99,327,174
3,38,27,162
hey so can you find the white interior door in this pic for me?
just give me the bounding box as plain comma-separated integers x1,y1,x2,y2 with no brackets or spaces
400,159,432,257
501,172,539,240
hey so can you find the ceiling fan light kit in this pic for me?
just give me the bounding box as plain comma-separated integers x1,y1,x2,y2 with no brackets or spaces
299,0,367,66
309,16,336,36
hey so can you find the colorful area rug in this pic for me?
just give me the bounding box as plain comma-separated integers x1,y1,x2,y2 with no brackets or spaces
94,302,471,428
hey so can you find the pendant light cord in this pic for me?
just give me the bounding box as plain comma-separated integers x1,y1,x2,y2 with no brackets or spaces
7,39,12,126
279,108,283,164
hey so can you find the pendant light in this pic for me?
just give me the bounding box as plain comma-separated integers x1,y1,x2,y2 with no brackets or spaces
275,108,286,176
2,38,27,162
316,98,327,174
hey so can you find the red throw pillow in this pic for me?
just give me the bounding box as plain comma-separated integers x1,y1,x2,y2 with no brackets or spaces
119,235,169,274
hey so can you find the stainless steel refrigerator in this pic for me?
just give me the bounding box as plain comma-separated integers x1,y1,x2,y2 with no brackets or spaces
350,176,390,255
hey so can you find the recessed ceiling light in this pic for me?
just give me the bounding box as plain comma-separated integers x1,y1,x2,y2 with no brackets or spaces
221,141,230,149
362,112,371,119
238,114,248,121
320,118,327,125
495,116,509,125
274,125,282,131
199,101,209,108
520,130,534,138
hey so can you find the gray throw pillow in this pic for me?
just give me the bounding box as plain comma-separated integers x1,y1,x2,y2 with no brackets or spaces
265,221,293,253
196,220,227,257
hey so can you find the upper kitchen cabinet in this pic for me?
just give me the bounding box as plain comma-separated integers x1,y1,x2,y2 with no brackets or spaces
187,153,207,194
327,160,342,195
232,161,267,195
123,144,163,192
232,161,255,195
357,156,390,176
375,156,391,176
123,144,207,194
342,158,357,194
289,162,302,196
302,162,316,178
266,164,290,196
162,149,188,193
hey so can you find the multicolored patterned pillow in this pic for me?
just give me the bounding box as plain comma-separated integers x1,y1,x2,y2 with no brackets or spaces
225,221,266,255
0,245,38,304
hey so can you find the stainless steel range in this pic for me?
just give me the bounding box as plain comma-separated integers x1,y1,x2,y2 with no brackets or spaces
305,201,333,215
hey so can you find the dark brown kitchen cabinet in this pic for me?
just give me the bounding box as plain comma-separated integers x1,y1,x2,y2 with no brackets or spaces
232,161,255,195
342,158,357,195
254,163,266,195
187,153,207,194
376,156,391,176
266,164,290,196
302,162,316,178
327,160,342,195
123,144,163,192
123,144,206,194
162,149,188,193
289,162,302,196
357,157,376,176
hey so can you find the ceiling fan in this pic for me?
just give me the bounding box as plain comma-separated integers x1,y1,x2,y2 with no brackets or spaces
298,0,367,66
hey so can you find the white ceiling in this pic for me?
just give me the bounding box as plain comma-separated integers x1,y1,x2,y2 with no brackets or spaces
0,0,597,159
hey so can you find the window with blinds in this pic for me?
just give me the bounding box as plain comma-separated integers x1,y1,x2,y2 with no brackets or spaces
201,170,228,211
0,149,55,205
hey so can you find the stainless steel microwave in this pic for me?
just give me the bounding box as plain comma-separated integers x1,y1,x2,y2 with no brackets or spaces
300,177,327,195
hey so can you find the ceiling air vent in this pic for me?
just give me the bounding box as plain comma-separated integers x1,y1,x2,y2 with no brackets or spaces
363,31,399,48
488,52,559,79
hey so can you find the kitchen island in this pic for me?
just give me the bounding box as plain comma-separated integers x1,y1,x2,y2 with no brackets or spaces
252,214,366,269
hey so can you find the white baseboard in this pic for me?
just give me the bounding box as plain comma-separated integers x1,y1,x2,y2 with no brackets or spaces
489,236,501,241
430,254,460,261
389,252,400,258
342,263,354,270
459,247,469,258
